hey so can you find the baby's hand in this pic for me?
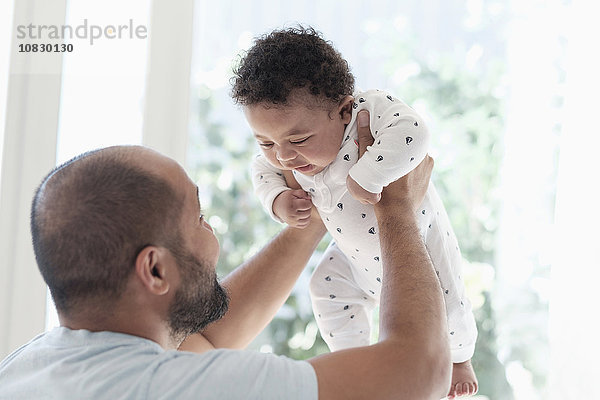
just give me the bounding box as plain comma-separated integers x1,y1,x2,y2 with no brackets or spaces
346,175,381,205
273,189,313,229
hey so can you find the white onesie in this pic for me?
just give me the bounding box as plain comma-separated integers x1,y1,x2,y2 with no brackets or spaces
251,89,477,363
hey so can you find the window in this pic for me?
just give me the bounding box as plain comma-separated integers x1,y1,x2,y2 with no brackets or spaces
185,1,571,398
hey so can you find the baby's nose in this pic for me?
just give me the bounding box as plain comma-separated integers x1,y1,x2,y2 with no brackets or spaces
276,147,297,161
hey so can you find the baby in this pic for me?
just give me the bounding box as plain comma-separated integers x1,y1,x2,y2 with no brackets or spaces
231,27,478,399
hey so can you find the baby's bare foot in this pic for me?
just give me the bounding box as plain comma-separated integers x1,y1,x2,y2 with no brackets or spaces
447,359,478,399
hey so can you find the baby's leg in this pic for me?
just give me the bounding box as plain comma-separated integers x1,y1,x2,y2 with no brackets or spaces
448,360,478,399
421,184,478,359
420,184,479,397
309,242,377,352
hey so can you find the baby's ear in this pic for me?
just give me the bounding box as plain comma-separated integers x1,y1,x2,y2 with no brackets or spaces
338,95,354,123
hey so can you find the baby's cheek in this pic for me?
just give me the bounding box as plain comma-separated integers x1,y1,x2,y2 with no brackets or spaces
324,146,343,165
312,142,340,165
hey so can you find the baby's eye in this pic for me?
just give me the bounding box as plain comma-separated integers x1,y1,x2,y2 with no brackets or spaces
290,137,310,144
259,143,274,148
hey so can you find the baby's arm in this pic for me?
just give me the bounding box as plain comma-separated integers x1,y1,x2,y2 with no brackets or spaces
346,171,381,204
348,90,431,198
251,155,313,228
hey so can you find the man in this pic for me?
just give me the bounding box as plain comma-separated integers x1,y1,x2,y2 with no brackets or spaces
0,113,451,399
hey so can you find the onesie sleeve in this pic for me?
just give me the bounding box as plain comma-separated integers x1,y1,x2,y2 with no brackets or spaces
348,90,430,194
251,154,292,222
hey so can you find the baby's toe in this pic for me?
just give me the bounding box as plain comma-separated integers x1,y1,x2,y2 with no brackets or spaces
471,382,479,395
462,382,470,395
447,386,456,399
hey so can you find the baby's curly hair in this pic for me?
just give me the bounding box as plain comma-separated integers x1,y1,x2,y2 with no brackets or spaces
231,26,355,107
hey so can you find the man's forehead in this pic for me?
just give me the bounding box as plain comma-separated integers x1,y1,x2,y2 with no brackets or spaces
180,178,201,209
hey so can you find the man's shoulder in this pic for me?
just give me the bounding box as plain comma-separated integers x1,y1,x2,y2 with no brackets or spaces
0,331,48,372
153,348,317,398
159,347,315,380
0,330,317,400
0,328,164,399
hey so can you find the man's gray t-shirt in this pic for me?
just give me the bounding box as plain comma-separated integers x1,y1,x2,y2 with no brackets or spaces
0,327,318,399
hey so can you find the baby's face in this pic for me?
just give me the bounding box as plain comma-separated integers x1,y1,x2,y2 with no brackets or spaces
244,97,353,176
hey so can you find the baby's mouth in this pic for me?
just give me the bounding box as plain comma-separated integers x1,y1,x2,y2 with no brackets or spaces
294,164,314,173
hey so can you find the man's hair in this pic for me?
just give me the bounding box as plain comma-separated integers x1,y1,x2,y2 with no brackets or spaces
231,26,355,106
30,148,183,315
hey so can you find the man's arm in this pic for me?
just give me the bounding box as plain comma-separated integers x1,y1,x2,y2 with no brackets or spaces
180,208,326,351
308,111,451,400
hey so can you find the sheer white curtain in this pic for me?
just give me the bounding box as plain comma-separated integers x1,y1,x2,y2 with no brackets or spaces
550,1,600,398
497,1,600,398
495,1,563,398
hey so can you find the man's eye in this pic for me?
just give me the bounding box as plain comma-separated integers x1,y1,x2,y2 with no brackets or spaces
291,137,309,144
259,143,274,148
199,214,205,221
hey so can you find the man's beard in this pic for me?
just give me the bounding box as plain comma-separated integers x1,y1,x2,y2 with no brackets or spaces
166,247,229,344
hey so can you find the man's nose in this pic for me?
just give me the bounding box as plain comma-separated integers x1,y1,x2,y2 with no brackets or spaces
203,219,214,233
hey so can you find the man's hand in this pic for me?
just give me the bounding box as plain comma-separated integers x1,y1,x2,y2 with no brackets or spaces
356,110,375,157
378,155,434,213
348,110,381,205
272,189,313,229
346,175,381,204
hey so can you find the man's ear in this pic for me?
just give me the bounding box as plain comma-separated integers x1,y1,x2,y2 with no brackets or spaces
134,246,173,295
338,95,354,124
